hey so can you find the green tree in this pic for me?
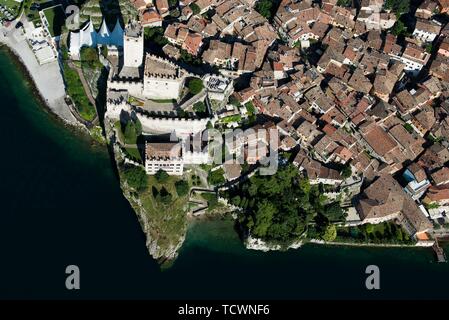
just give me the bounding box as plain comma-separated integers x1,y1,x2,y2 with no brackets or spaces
80,47,101,68
252,201,277,238
231,195,241,206
365,224,374,234
144,27,168,46
190,3,200,15
188,78,204,95
168,0,178,7
255,0,274,19
175,180,189,196
155,169,170,183
228,95,241,107
158,186,173,204
322,203,346,222
207,168,225,185
340,165,352,179
123,165,148,192
193,101,206,114
337,0,351,7
391,20,408,36
385,0,410,17
321,225,337,242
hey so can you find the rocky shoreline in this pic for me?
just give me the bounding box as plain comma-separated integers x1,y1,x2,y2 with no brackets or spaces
0,26,85,131
104,119,187,263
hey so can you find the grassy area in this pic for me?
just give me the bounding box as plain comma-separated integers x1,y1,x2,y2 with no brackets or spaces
220,114,242,124
334,222,414,245
114,121,125,143
128,95,145,106
149,98,177,104
0,0,20,19
89,125,106,144
138,175,189,255
125,147,142,162
42,4,65,37
62,58,96,121
403,123,414,134
245,101,256,115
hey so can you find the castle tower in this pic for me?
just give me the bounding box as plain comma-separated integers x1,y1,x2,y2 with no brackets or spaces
123,21,144,68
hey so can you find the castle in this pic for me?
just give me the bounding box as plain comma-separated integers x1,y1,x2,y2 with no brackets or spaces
107,21,188,100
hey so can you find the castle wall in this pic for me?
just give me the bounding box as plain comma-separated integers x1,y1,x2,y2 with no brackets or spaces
138,115,211,138
108,80,143,98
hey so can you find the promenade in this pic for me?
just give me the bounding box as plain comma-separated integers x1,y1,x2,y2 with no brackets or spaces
0,20,78,125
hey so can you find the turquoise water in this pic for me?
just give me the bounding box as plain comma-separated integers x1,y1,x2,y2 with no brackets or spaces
1,48,448,299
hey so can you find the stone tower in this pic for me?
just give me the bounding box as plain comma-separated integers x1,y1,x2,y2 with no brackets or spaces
123,21,144,68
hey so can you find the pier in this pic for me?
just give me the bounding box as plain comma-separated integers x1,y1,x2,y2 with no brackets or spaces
433,239,447,263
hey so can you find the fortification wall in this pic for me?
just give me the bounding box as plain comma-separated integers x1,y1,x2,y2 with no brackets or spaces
108,80,143,98
138,114,211,137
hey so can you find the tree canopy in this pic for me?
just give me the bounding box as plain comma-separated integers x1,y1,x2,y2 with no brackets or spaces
208,168,225,186
190,3,201,15
385,0,410,17
226,164,344,243
193,101,207,115
123,165,148,192
155,169,170,183
175,180,189,197
188,78,204,95
255,0,278,20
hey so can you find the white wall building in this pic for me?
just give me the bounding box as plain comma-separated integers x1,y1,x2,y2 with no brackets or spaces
69,19,123,59
145,142,184,175
143,54,187,100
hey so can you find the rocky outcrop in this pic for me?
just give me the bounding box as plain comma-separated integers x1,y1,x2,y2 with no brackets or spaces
121,177,186,261
245,236,304,252
104,119,186,262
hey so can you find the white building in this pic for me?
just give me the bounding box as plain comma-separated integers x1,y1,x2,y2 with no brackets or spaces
203,74,233,100
390,44,431,76
143,54,187,100
24,25,58,65
69,19,123,59
413,19,442,43
145,141,184,175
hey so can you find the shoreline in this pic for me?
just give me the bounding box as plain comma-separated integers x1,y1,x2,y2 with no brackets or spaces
0,26,85,131
0,45,80,132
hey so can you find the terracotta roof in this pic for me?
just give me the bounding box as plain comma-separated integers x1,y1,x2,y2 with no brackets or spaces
363,125,398,157
146,142,182,160
431,167,449,185
357,175,432,233
183,32,203,55
141,9,162,25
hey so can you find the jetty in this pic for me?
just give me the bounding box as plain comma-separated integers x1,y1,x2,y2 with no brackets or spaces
432,239,447,263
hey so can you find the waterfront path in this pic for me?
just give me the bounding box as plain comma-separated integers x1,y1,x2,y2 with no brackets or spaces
0,22,78,125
